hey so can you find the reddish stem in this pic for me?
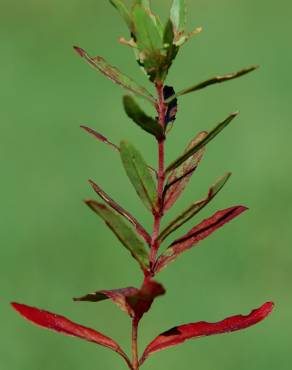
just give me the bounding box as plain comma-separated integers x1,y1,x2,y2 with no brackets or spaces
132,82,167,369
149,82,167,271
132,318,139,370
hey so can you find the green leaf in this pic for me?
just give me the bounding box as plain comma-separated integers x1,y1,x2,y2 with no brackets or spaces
120,140,158,212
170,0,186,34
133,5,163,51
109,0,132,29
166,112,239,173
166,66,259,103
123,95,165,140
86,200,149,271
73,46,155,104
162,19,179,71
132,4,165,81
158,173,232,242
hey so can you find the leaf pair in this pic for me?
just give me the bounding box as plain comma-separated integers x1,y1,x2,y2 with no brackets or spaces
86,140,158,272
162,116,233,215
160,173,232,242
74,279,165,321
155,206,247,273
12,301,274,368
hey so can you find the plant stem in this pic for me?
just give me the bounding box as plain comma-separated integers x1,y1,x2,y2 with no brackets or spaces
132,318,139,370
150,81,167,271
132,82,167,368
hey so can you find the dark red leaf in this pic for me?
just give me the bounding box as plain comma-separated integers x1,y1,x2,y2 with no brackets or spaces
127,279,165,320
155,206,247,273
11,302,132,368
163,131,208,212
74,287,139,316
74,280,165,320
89,179,152,246
140,302,274,364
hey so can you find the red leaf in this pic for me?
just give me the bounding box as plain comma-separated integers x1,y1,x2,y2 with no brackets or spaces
127,279,165,320
140,302,274,364
11,303,132,368
74,280,165,320
155,206,247,273
163,131,208,212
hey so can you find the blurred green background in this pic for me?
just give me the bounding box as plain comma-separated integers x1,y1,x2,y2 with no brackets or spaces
1,0,290,369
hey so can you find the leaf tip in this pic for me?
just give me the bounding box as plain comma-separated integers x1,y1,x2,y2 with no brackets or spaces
11,302,19,310
84,199,94,208
11,302,30,320
264,301,275,313
73,46,85,57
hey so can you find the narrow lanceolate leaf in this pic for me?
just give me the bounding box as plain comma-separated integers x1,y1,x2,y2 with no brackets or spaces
166,112,239,173
109,0,132,29
155,206,247,273
11,303,132,369
166,66,259,103
81,126,156,177
140,302,274,364
73,46,155,104
80,125,120,152
86,200,149,271
163,132,208,212
123,95,165,140
74,280,165,320
170,0,186,35
89,179,152,246
120,140,158,212
160,173,231,240
163,20,179,76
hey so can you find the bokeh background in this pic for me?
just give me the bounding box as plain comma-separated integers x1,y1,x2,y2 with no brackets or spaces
1,0,290,369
